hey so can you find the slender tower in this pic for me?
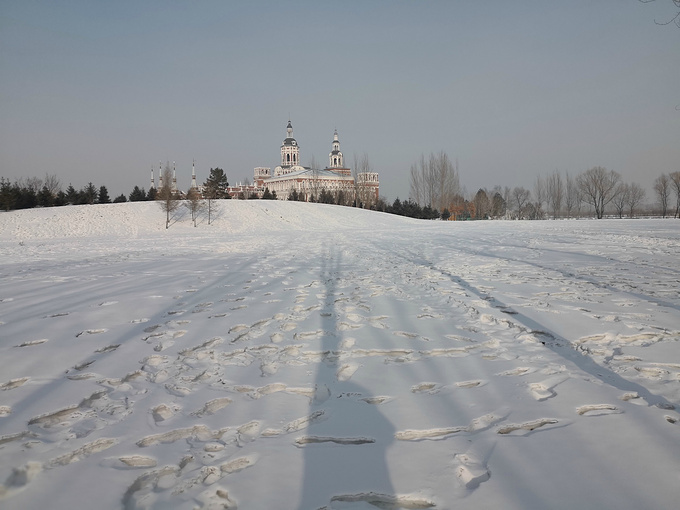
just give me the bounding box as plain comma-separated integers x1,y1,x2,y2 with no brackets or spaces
150,166,155,189
158,161,163,188
191,159,197,189
172,161,177,192
329,129,344,168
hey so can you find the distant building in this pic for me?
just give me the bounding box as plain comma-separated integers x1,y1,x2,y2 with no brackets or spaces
148,121,379,205
235,121,379,204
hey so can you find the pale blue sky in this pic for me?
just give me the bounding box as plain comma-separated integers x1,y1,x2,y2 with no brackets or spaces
1,0,678,201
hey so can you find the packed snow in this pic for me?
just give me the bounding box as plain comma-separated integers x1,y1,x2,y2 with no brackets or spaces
0,201,679,510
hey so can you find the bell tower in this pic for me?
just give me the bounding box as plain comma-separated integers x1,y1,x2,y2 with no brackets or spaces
280,120,300,172
329,130,344,169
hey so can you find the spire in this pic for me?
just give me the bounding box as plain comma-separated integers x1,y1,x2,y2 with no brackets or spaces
158,161,163,188
150,166,155,189
191,159,197,189
172,161,177,192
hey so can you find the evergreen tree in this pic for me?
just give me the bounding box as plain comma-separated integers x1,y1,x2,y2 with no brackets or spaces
54,190,67,206
82,182,98,205
262,187,273,200
203,168,229,199
146,187,157,201
129,186,146,202
288,188,299,201
65,184,78,205
38,185,54,207
98,185,111,204
0,178,15,211
441,208,451,221
113,194,127,203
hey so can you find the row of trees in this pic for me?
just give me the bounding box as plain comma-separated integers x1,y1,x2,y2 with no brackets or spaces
0,176,115,211
408,157,680,220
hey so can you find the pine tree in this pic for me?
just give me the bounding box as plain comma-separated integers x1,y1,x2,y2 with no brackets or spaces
113,194,127,203
82,182,98,205
38,185,54,207
98,185,111,204
203,168,229,199
129,186,146,202
65,184,78,205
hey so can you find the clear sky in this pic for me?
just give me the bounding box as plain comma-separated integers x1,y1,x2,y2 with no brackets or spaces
1,0,678,201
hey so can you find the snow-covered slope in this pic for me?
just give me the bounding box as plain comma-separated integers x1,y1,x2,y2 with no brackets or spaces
1,202,679,510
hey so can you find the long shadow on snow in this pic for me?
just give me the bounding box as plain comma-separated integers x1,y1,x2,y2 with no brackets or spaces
298,247,397,509
430,263,678,411
446,243,680,313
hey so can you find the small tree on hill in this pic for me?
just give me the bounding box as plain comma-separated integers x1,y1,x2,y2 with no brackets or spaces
203,168,229,225
185,186,204,227
157,164,180,229
113,194,127,203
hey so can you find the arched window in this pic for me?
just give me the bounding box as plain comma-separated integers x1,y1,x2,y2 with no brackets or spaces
287,154,290,163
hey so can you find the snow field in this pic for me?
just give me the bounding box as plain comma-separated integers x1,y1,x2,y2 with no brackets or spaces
0,201,679,509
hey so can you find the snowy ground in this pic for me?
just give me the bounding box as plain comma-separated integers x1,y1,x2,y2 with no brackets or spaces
1,201,679,510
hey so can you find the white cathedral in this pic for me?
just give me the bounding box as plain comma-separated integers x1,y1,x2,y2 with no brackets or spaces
249,121,379,204
149,121,379,205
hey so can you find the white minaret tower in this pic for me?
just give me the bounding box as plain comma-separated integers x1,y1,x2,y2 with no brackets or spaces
329,129,344,168
172,161,177,192
280,120,300,170
191,159,197,189
158,161,163,188
150,166,155,189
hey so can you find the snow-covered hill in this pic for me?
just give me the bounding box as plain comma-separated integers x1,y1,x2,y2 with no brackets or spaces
1,202,679,509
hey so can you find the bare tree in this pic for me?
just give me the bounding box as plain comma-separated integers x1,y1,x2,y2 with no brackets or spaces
546,170,564,219
185,186,204,227
654,173,671,217
472,189,490,220
564,172,578,218
408,154,426,206
511,187,531,219
576,167,622,219
533,175,546,219
408,152,460,212
43,174,61,196
612,183,629,219
669,171,680,218
157,163,180,229
626,183,646,218
353,152,375,208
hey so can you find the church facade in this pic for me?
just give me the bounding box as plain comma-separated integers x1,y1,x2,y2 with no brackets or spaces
149,121,379,205
247,121,379,204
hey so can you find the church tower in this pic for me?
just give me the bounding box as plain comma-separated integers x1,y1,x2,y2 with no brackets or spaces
329,130,344,169
280,120,300,172
191,160,197,189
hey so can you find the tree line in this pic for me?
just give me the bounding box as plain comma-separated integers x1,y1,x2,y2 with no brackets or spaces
3,160,678,222
408,155,680,220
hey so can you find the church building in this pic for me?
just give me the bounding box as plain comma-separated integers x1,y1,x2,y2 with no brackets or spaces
249,121,379,205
